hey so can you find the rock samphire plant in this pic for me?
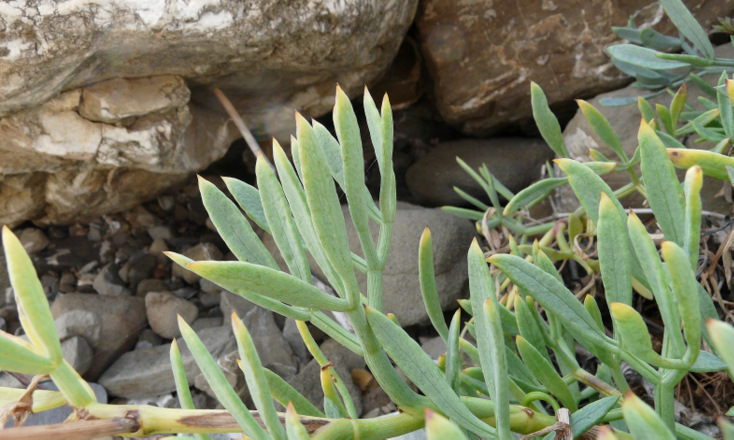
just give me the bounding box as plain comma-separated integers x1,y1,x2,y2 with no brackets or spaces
2,2,734,438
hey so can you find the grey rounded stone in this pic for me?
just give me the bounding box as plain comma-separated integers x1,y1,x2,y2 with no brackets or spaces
55,309,103,347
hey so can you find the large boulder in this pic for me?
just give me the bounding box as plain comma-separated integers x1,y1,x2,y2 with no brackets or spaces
0,0,418,225
415,0,734,136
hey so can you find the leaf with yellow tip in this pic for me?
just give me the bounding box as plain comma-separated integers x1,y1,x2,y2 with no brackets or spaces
668,148,734,180
683,166,703,269
425,408,469,440
285,403,311,440
531,82,567,157
706,319,734,377
232,312,286,440
577,99,627,161
2,226,62,364
622,392,675,439
178,315,270,440
639,119,685,245
597,192,632,306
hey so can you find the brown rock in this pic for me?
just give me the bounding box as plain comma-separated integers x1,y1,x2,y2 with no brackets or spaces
415,0,734,135
145,291,199,339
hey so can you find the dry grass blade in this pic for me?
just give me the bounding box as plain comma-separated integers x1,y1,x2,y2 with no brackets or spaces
0,374,46,428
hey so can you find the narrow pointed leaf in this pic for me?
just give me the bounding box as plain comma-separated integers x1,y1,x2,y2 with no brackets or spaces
256,151,311,282
639,120,685,244
199,177,278,268
662,241,701,365
223,177,270,233
659,0,714,58
683,166,703,269
272,142,343,291
622,392,676,440
335,86,378,267
232,313,286,440
0,333,55,374
170,340,211,440
668,148,734,180
597,193,632,306
446,309,462,392
514,296,551,364
488,254,608,350
577,100,627,161
670,82,688,126
583,295,605,333
516,336,577,411
555,158,624,225
264,369,325,417
503,178,568,216
186,260,350,311
312,120,345,189
638,96,656,123
570,395,620,439
178,317,270,440
531,82,568,157
425,409,470,440
297,114,360,305
365,307,498,438
420,227,449,341
2,226,62,363
707,319,734,376
285,403,311,440
626,213,684,356
468,240,511,439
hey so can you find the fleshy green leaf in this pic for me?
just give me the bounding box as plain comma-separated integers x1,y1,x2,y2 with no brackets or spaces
184,260,350,311
223,177,270,234
256,151,311,282
420,227,449,342
531,82,568,157
425,409,470,440
622,392,676,440
446,309,462,393
707,320,734,377
468,240,511,438
577,100,627,161
607,44,689,70
597,193,632,306
639,120,685,245
285,403,311,440
682,166,703,269
514,296,551,364
198,177,278,268
264,369,325,417
503,178,568,216
170,340,210,440
689,350,727,373
659,0,715,59
662,241,701,366
365,307,498,438
297,114,361,306
569,395,620,438
334,86,378,270
178,317,270,440
489,254,612,362
2,226,62,364
0,333,55,374
610,303,659,363
232,313,286,440
668,148,734,180
555,158,624,225
516,336,577,411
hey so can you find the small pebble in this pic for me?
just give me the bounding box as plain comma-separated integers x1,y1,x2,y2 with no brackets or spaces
19,228,49,253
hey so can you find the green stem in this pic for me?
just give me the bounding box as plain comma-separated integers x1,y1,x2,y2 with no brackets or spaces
654,384,676,433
